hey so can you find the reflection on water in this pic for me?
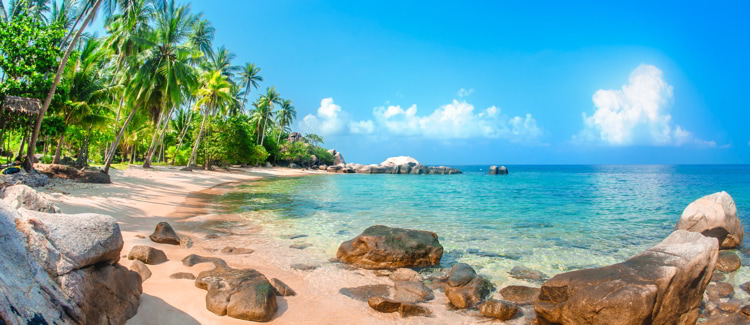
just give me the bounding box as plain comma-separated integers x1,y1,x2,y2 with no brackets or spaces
220,165,750,288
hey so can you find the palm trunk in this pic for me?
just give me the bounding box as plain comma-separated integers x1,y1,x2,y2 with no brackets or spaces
143,103,174,168
25,0,102,171
53,133,65,163
130,145,136,164
42,136,49,161
103,104,138,174
188,112,208,167
16,130,28,161
171,109,193,165
260,114,269,147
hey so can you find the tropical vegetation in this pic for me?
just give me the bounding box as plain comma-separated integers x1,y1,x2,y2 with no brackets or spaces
0,0,330,171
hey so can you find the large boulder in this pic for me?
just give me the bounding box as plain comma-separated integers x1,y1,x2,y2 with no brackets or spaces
334,152,345,165
195,263,277,322
381,156,420,167
676,191,742,248
2,184,60,212
149,221,180,245
337,225,444,269
488,165,508,175
444,276,492,309
34,164,111,184
534,230,719,325
0,169,49,188
479,299,518,320
0,201,141,324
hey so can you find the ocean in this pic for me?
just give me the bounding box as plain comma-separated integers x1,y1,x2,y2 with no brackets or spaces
219,165,750,291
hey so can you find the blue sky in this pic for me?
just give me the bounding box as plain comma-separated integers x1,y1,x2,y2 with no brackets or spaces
96,1,750,164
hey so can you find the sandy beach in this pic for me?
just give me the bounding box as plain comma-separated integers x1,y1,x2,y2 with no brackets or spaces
37,166,506,325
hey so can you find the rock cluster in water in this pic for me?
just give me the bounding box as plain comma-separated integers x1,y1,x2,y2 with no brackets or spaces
488,165,508,174
317,156,462,174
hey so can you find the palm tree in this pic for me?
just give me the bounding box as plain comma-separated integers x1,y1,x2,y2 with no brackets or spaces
188,70,231,167
238,62,262,110
276,99,296,144
257,86,281,147
133,0,198,168
189,18,214,58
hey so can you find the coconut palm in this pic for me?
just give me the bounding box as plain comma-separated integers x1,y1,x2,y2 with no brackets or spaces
256,86,281,147
238,62,262,110
187,70,231,167
275,99,296,144
188,17,213,58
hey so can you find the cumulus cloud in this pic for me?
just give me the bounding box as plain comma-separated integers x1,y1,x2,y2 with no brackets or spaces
457,88,475,98
372,100,542,141
575,64,713,147
299,98,374,135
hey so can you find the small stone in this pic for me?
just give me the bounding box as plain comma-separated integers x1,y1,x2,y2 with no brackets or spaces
291,263,318,271
134,235,146,239
448,263,477,287
289,243,312,250
368,296,401,313
179,236,193,249
169,272,196,280
389,268,423,282
509,266,547,282
479,299,518,320
716,251,741,272
270,278,296,296
398,304,431,317
393,281,434,303
181,254,228,268
221,246,254,255
149,222,180,245
129,260,152,282
444,277,492,309
340,285,391,302
711,272,726,282
741,305,750,317
499,285,540,305
718,300,742,313
127,245,167,265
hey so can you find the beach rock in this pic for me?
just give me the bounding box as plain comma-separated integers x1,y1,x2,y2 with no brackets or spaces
393,281,434,303
676,191,742,248
448,263,477,287
398,303,431,317
499,285,540,305
356,164,386,174
488,165,509,175
16,208,124,276
221,246,255,255
129,260,152,282
180,236,193,248
719,300,743,314
149,221,180,245
337,225,444,269
702,313,750,325
2,184,60,212
289,163,299,169
534,230,719,325
318,165,327,170
743,305,750,317
712,272,726,282
390,268,423,282
326,165,341,173
717,251,741,272
340,284,392,302
444,276,492,309
195,264,277,322
368,296,401,313
79,171,111,184
270,278,296,296
170,272,196,280
706,282,734,300
128,245,168,265
182,254,228,268
180,167,193,172
291,263,318,271
409,165,426,174
0,169,49,188
479,299,518,320
334,152,345,165
509,266,548,282
741,281,750,295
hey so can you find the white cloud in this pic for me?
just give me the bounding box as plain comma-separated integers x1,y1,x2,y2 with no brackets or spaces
457,88,475,98
576,64,713,147
299,98,373,136
349,120,375,134
372,100,542,141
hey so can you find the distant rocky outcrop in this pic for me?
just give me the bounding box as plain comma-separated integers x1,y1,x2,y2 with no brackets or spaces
488,165,508,175
327,149,346,165
287,132,304,143
0,198,141,324
534,230,718,325
337,225,444,269
676,191,742,249
326,156,461,175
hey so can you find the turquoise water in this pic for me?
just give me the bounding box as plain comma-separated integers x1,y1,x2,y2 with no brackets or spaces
221,165,750,285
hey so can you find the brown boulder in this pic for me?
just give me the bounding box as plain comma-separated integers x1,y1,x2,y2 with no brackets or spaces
676,191,742,248
149,222,180,245
340,284,391,302
398,303,431,317
129,260,152,282
336,225,444,269
444,276,492,309
368,296,401,313
270,278,296,296
128,245,168,265
534,230,718,325
716,251,741,272
195,264,277,322
58,263,142,324
479,299,518,320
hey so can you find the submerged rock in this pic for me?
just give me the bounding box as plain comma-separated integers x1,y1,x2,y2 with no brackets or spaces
448,263,477,287
676,191,742,248
195,264,277,322
716,251,741,272
499,285,540,305
393,281,434,303
149,221,180,245
509,266,548,282
389,268,423,282
340,284,392,302
337,225,444,269
2,184,60,212
534,230,718,325
368,296,401,313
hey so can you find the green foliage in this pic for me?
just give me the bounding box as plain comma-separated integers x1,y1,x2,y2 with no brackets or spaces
311,146,334,165
203,115,259,166
41,116,66,138
167,145,191,166
280,142,312,164
305,133,324,146
0,11,64,83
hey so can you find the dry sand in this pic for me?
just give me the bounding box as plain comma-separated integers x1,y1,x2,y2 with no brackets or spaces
38,165,521,325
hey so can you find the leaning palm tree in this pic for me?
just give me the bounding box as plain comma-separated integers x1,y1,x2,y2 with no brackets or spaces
257,86,281,147
276,99,296,144
238,62,262,110
187,70,231,167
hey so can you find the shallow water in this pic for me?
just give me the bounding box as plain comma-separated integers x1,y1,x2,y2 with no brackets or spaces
219,165,750,290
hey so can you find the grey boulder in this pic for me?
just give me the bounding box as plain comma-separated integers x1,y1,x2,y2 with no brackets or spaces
2,184,60,212
676,191,742,248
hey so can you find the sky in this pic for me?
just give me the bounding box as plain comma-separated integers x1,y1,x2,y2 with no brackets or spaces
94,0,750,165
